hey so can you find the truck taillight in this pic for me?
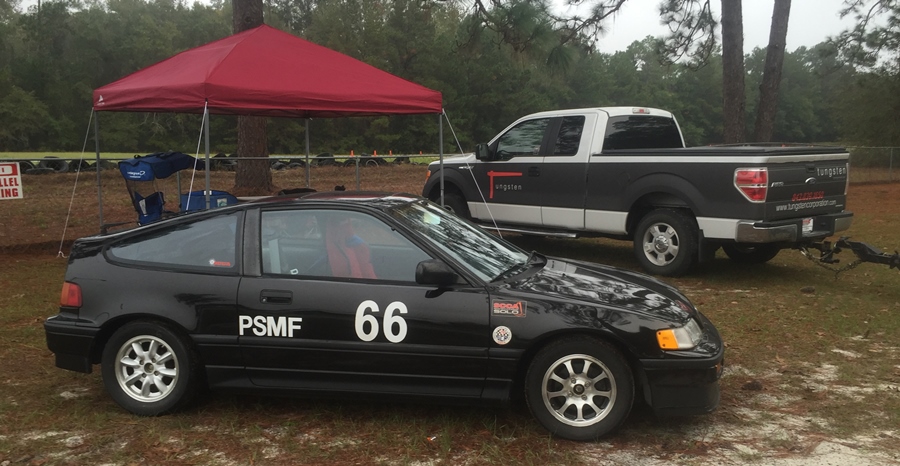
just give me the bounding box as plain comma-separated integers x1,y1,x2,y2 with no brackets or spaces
60,282,82,308
844,162,850,195
734,168,768,202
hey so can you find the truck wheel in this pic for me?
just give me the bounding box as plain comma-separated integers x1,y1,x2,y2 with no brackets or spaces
525,337,634,441
633,209,698,277
722,243,781,264
438,193,470,219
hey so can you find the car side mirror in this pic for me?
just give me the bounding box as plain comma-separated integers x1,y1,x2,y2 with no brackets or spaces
415,259,458,287
474,143,493,161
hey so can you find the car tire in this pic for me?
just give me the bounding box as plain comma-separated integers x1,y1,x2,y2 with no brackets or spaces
438,193,470,219
722,243,781,264
525,337,634,441
633,208,698,277
101,321,202,416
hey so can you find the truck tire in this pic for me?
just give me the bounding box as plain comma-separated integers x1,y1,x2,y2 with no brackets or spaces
633,209,698,277
437,193,470,219
722,243,781,264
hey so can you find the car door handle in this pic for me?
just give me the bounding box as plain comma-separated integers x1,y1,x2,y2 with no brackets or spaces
260,290,292,305
528,166,541,177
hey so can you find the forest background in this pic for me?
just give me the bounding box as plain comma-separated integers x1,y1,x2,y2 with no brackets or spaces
1,0,898,156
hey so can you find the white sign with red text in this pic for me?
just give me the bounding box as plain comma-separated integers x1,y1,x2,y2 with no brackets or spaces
0,162,23,200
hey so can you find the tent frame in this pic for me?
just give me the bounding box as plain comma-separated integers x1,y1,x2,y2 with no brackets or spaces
92,108,445,232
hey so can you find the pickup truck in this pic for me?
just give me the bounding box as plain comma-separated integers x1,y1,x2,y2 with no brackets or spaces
422,107,853,276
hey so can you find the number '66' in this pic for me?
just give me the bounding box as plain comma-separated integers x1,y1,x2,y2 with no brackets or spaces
355,300,408,343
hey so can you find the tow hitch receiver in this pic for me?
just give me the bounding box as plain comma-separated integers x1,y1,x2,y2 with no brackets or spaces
800,237,900,276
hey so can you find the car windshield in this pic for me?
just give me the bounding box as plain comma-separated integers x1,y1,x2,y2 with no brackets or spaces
388,200,530,282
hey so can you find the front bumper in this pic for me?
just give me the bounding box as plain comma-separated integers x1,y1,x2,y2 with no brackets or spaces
638,314,725,416
735,211,853,243
44,315,99,373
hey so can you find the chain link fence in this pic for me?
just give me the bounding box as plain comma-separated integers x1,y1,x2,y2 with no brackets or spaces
3,147,897,187
847,146,896,183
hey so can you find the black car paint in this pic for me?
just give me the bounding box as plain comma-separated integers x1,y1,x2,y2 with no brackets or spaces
45,193,722,415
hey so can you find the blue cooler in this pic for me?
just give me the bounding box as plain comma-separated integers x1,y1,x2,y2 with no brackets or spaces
181,190,238,211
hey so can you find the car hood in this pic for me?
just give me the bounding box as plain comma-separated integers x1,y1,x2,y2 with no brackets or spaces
502,256,696,324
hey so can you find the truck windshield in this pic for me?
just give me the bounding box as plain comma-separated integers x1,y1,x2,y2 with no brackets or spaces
603,115,684,150
388,201,529,283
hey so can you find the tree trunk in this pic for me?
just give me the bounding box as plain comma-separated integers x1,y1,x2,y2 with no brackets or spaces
721,0,745,144
753,0,791,142
232,0,275,196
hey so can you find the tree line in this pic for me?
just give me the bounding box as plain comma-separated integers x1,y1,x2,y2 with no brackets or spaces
1,0,898,156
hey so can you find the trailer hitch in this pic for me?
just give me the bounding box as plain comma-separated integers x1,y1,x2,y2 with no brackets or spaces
798,237,900,277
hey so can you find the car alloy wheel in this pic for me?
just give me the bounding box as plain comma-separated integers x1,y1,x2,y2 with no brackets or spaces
102,321,201,416
526,337,633,440
114,334,180,403
540,353,617,427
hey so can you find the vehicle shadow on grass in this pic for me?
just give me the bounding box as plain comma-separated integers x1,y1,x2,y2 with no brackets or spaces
194,390,714,444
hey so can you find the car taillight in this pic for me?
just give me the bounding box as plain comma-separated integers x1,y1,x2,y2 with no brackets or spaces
60,282,82,308
734,168,768,203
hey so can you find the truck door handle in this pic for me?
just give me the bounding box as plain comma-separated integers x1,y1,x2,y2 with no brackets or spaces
260,290,292,304
528,166,541,177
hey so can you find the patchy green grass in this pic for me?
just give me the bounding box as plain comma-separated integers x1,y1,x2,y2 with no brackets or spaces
1,174,899,465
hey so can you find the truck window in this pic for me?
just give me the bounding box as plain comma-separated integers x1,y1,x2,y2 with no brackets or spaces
550,116,585,157
496,118,550,159
602,115,683,150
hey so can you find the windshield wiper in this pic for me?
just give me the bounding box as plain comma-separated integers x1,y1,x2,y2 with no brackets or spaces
492,251,544,282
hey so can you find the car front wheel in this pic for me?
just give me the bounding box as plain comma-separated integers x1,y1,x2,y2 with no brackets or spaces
101,321,201,416
525,337,634,441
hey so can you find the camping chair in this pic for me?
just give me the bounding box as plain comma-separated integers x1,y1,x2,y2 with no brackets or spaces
133,191,166,225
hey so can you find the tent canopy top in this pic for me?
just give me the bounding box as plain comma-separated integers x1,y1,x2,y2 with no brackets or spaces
93,24,443,118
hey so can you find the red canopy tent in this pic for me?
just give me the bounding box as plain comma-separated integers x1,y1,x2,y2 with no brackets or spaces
92,24,442,117
90,24,446,228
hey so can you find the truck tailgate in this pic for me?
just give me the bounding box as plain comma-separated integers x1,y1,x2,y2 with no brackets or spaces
765,159,849,221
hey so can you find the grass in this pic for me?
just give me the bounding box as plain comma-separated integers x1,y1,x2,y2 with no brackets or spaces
1,166,899,464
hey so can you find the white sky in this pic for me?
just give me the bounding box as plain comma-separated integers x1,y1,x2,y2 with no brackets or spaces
565,0,858,53
18,0,856,54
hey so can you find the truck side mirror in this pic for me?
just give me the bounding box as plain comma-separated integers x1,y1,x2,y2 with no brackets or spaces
475,143,493,161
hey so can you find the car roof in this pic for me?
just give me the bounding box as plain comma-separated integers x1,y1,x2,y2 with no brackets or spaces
248,191,420,209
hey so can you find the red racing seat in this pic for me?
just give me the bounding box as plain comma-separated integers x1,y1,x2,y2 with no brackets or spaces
325,217,377,279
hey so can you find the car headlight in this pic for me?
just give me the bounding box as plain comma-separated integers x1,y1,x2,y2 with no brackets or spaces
656,319,703,350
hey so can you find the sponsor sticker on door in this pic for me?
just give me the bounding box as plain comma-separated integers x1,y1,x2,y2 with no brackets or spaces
0,163,23,200
492,299,527,317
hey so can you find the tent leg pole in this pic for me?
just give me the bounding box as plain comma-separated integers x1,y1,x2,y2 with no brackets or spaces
204,107,211,209
439,112,444,207
305,119,310,188
94,112,104,233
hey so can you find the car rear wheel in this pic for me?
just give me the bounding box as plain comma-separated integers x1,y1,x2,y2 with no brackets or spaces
525,337,634,441
722,243,781,264
101,321,201,416
633,208,698,277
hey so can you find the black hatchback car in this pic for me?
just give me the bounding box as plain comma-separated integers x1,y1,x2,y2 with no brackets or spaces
45,192,723,441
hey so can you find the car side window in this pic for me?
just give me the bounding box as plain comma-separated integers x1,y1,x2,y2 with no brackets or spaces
550,116,585,157
495,118,550,160
261,209,431,282
107,213,239,270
